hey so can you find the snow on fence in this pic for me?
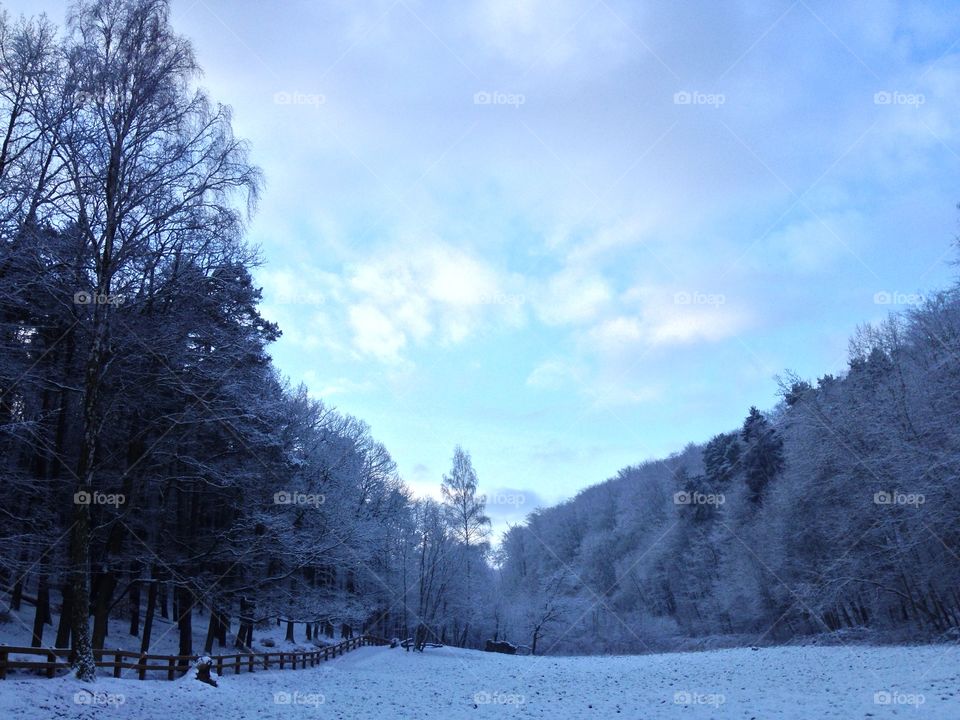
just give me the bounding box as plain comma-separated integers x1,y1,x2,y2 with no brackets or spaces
0,634,390,681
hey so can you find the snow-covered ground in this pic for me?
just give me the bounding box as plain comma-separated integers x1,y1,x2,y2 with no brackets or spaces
0,643,957,719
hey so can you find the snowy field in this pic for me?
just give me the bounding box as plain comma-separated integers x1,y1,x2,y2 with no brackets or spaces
0,643,957,719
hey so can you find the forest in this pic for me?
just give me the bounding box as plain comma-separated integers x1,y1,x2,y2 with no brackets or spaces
1,0,958,682
0,0,494,679
497,293,960,654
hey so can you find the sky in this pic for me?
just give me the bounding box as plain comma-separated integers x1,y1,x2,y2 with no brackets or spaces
9,0,960,537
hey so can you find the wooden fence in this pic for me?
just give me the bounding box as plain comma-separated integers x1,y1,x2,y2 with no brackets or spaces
0,634,390,681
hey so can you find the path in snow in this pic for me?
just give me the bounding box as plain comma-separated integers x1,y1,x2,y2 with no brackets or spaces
0,643,956,719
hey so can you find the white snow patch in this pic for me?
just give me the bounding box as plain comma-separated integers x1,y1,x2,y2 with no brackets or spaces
0,643,956,719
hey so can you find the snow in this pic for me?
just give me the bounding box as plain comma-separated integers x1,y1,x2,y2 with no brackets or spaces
0,643,957,719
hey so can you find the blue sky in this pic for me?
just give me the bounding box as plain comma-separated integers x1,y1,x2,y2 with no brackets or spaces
12,0,960,536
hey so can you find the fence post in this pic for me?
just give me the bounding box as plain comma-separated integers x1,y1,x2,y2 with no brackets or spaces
167,657,175,681
216,656,224,676
0,648,7,680
235,655,240,675
113,651,122,678
279,652,284,670
138,653,146,681
248,653,254,673
46,650,55,678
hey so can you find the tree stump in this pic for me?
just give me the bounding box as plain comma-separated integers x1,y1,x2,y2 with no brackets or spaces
194,657,217,687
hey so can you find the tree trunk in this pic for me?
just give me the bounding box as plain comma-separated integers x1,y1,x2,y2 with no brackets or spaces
10,574,23,611
203,606,219,654
55,584,72,649
68,495,95,679
31,574,50,647
129,578,141,637
176,585,194,669
217,612,228,647
235,597,252,649
139,580,157,655
70,293,112,680
285,620,294,642
159,580,169,619
91,570,116,649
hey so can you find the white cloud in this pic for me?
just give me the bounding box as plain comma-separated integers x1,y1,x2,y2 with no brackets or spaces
648,310,747,345
588,315,645,351
348,304,407,362
467,0,630,72
340,236,523,360
302,372,375,398
526,358,583,389
584,285,751,355
535,269,612,326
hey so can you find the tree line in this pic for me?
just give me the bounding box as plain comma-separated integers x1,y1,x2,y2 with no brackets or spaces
495,276,960,654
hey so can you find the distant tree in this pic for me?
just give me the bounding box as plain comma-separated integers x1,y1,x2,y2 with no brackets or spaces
702,432,741,487
441,446,490,646
739,407,784,504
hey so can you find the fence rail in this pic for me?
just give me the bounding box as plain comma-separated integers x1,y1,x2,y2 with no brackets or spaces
0,634,390,681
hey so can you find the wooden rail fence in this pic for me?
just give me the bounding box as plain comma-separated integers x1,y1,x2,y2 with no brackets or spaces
0,634,390,681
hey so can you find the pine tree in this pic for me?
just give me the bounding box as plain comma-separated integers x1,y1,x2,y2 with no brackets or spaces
739,407,784,503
